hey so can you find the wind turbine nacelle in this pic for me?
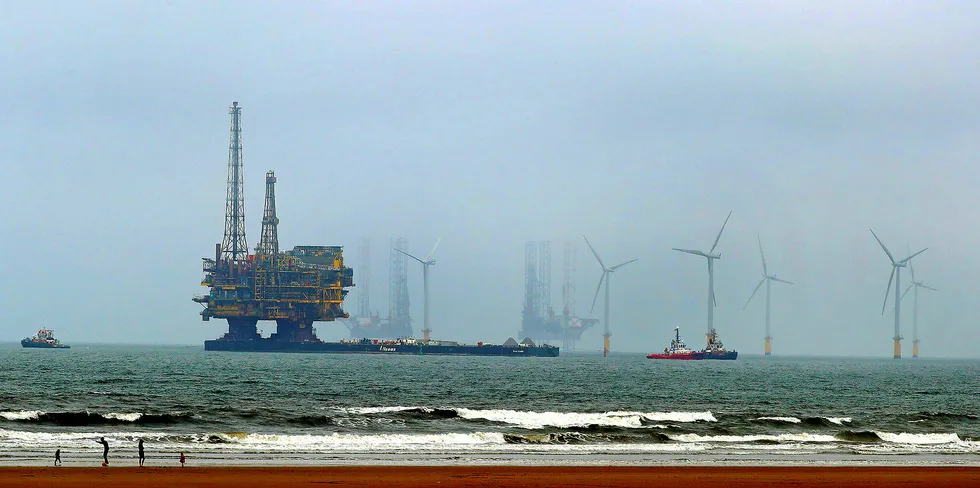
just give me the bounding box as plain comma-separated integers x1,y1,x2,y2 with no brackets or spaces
709,253,722,260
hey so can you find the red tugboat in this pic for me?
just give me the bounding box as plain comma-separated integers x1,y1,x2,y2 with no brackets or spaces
647,327,703,360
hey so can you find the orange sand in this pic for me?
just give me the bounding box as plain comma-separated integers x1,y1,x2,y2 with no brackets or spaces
1,466,979,487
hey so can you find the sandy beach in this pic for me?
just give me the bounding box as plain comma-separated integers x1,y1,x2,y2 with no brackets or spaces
2,466,979,487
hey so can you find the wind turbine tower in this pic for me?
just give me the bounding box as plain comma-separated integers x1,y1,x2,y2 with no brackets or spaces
398,239,440,342
870,229,927,359
898,249,937,359
673,212,732,346
583,236,637,357
743,236,793,356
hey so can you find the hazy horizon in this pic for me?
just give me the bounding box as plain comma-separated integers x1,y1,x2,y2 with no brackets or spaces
2,2,979,357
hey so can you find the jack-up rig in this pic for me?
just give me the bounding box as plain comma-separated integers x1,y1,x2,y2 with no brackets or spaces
193,102,354,347
520,241,598,350
345,237,415,339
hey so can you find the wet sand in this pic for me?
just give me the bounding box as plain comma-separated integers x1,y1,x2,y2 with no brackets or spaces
2,466,980,487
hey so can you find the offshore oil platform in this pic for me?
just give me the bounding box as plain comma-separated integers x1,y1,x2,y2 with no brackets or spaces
193,102,354,347
520,241,597,350
344,237,415,339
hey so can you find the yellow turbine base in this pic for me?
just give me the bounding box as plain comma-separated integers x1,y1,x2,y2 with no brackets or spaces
912,341,919,359
603,336,610,358
423,330,430,342
764,338,771,356
893,338,902,359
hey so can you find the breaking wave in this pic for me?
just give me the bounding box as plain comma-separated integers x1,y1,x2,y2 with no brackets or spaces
335,406,715,429
0,410,195,426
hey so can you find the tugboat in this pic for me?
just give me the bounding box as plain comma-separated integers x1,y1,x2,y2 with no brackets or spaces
21,328,70,349
647,327,704,360
701,328,736,360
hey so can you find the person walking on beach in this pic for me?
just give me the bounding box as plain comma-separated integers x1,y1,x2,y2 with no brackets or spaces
138,438,145,466
54,449,61,466
97,437,109,466
179,452,186,467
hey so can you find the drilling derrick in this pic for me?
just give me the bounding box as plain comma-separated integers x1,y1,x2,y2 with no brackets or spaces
520,241,595,347
345,238,383,337
357,238,371,317
194,102,353,347
256,171,279,256
386,237,414,338
345,237,414,339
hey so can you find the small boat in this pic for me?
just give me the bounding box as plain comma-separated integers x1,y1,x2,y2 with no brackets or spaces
21,328,70,349
701,328,737,360
648,327,703,360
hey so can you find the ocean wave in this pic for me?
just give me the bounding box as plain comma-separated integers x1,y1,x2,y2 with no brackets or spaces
456,409,715,429
669,433,838,444
334,407,715,429
0,410,194,426
0,411,43,421
836,430,882,443
753,417,801,424
908,412,979,422
875,432,961,444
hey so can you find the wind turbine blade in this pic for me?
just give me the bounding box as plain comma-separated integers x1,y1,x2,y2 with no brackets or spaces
396,249,425,264
709,211,732,254
672,248,709,258
610,258,638,271
921,284,938,292
870,229,896,265
881,267,896,315
900,284,912,303
907,244,915,281
712,288,717,308
770,277,794,285
743,277,766,309
898,247,928,265
758,235,768,276
425,237,442,261
590,272,606,313
582,235,607,270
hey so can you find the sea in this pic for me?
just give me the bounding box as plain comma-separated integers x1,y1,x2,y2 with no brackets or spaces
1,344,978,466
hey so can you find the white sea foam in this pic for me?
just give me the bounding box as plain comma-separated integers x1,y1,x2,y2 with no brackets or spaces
825,417,852,425
337,406,420,415
455,409,715,429
669,433,838,443
0,411,42,421
755,417,801,423
875,432,961,444
334,407,714,428
104,412,143,422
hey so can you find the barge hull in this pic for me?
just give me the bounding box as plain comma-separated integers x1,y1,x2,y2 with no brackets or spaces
205,340,559,357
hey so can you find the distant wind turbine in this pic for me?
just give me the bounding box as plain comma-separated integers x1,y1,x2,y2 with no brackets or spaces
673,211,732,346
583,236,637,358
397,238,441,342
897,246,937,359
870,229,927,359
743,236,793,356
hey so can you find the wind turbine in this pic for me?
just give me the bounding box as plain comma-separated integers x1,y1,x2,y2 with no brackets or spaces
870,229,927,359
397,238,440,342
897,247,937,359
673,211,732,346
743,236,793,356
583,236,637,358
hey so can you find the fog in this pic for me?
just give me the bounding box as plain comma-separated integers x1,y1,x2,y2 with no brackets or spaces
1,1,978,357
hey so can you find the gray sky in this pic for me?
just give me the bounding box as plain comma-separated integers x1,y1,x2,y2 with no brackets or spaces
1,1,978,357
